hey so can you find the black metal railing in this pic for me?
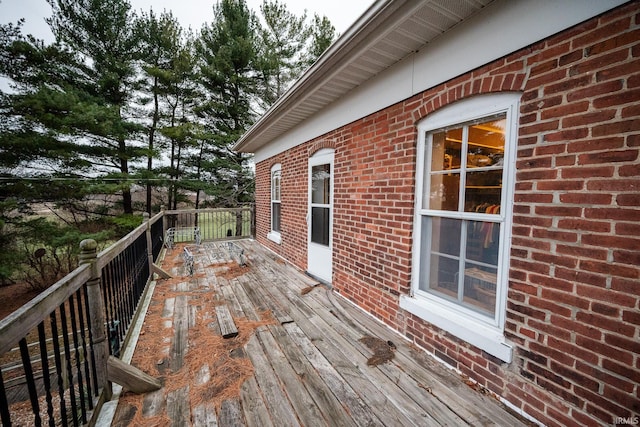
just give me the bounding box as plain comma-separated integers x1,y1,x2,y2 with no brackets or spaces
0,207,254,426
100,231,149,358
0,263,97,427
164,206,254,241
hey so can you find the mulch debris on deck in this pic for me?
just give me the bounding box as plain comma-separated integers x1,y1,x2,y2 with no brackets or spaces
111,240,532,427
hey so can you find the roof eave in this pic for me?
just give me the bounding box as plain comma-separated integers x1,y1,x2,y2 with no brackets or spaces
233,0,417,153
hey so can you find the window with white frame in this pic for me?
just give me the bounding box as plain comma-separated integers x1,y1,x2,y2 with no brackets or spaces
400,93,520,362
268,164,282,244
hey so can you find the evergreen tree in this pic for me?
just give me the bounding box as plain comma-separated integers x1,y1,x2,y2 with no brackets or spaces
256,0,310,108
254,1,337,109
44,0,144,214
1,18,101,222
135,10,185,213
196,0,256,214
307,14,336,65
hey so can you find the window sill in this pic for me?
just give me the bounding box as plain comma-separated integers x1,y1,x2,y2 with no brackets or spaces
267,231,282,244
399,295,512,363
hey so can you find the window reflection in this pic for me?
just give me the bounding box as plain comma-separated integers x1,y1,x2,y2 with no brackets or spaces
312,164,330,205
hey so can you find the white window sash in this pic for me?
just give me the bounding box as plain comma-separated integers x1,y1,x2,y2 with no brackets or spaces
403,93,520,362
269,166,282,243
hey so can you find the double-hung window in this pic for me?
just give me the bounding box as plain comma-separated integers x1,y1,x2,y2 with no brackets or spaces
401,94,520,362
268,164,282,244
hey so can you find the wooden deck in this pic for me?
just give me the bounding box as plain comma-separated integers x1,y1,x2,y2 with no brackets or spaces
109,240,530,426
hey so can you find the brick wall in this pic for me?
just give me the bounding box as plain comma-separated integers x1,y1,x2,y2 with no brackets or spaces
254,3,640,426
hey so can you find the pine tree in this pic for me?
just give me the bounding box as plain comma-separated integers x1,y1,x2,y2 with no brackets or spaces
307,14,336,65
44,0,144,214
135,10,186,213
255,0,310,108
196,0,256,215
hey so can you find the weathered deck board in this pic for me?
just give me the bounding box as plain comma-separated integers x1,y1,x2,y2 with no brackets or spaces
216,304,239,338
239,271,293,324
276,285,435,426
193,403,217,427
268,323,358,427
170,295,189,371
167,386,189,427
109,240,531,427
322,290,527,427
219,398,245,426
244,333,301,427
255,327,326,426
142,388,165,418
230,278,261,322
239,376,274,427
237,258,431,426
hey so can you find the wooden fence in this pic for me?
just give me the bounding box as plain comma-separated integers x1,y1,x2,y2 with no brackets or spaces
0,206,254,426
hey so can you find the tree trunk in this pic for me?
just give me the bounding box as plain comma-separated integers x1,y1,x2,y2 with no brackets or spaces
147,76,160,215
122,188,133,214
119,134,133,214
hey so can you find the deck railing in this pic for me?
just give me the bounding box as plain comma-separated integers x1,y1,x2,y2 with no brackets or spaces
164,207,255,241
0,206,254,426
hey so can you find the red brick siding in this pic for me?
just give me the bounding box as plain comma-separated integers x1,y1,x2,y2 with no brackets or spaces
254,3,640,426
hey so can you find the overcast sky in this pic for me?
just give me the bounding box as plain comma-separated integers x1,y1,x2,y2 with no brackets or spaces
0,0,372,42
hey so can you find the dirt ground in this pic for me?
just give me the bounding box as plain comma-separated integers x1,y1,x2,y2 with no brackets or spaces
0,282,41,320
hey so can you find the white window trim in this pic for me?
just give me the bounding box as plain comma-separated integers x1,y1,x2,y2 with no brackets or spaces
268,164,282,244
400,93,520,363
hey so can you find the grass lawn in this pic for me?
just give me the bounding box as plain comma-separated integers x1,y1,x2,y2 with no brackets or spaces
170,210,252,242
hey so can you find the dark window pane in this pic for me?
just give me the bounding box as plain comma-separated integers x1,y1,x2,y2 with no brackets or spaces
272,202,281,232
420,217,461,295
430,217,461,257
431,127,462,172
311,206,329,245
466,221,500,265
272,173,281,201
464,170,502,212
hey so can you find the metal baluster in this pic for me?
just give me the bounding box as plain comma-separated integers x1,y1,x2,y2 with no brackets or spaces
136,236,148,298
128,242,138,323
116,253,127,348
19,337,42,427
37,322,56,427
102,263,116,355
101,264,112,338
58,306,79,427
75,289,94,408
49,311,68,426
0,367,11,426
67,295,87,423
82,283,99,397
125,245,133,325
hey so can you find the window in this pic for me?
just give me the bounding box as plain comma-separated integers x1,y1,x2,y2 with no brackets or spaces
268,164,282,244
310,163,331,246
400,93,520,362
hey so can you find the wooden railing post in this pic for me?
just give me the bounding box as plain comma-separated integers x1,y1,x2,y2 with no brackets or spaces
79,239,112,400
161,205,167,237
143,212,154,273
